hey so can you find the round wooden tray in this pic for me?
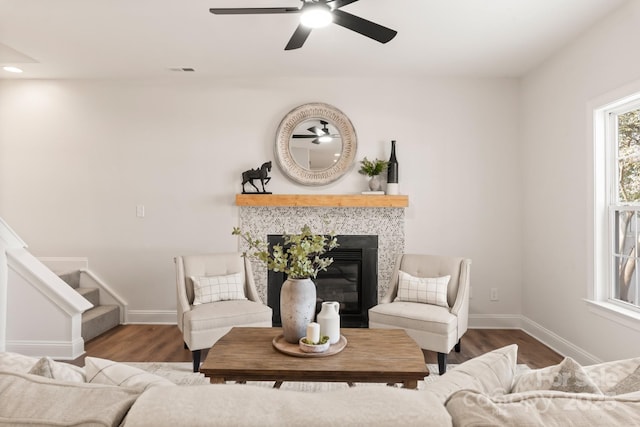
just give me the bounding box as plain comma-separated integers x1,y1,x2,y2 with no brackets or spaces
272,334,347,357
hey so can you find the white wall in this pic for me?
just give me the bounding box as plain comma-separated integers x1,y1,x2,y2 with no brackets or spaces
0,249,6,352
521,0,640,362
0,76,521,324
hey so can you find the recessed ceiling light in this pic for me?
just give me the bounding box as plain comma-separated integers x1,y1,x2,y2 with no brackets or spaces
3,66,23,73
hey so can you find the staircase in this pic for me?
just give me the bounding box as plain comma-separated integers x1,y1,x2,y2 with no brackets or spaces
59,270,120,342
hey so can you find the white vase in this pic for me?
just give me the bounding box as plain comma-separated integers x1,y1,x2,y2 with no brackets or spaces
280,278,317,344
368,175,382,191
317,301,340,344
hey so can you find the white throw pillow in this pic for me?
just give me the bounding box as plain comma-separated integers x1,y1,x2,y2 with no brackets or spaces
0,370,140,427
84,357,175,391
425,344,519,404
584,356,640,395
512,357,602,394
606,365,640,395
28,356,86,382
191,272,246,305
0,351,39,373
446,389,640,426
394,270,450,307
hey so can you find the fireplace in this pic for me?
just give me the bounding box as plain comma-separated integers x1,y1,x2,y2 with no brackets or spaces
267,235,378,328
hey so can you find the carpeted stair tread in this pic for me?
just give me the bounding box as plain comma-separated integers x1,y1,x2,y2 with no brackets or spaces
75,287,100,306
82,305,120,342
58,271,81,289
58,270,122,341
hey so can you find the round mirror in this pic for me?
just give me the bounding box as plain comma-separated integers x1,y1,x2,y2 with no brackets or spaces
275,103,357,186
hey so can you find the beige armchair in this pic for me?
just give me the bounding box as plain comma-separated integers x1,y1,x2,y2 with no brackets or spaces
368,254,471,375
175,252,272,372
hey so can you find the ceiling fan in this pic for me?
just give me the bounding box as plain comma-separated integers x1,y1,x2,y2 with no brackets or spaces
292,120,337,144
209,0,397,50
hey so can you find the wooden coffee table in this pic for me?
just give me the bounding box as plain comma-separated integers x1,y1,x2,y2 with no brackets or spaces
199,327,429,389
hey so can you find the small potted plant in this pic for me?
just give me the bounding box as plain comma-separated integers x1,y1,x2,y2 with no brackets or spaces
358,157,388,191
232,225,339,343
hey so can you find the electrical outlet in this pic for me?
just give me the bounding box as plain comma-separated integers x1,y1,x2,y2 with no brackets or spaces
490,288,498,301
136,204,145,218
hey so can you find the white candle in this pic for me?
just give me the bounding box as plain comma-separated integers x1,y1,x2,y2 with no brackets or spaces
306,322,320,344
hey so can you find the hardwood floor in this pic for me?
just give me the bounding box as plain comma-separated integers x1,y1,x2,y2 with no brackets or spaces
78,325,563,369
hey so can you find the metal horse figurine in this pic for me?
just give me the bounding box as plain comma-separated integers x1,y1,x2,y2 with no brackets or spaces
241,161,272,194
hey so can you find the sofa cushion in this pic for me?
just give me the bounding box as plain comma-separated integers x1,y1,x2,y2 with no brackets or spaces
424,344,518,404
584,356,640,395
445,389,640,427
28,356,86,383
368,301,456,335
191,272,247,305
124,383,452,427
0,352,38,373
395,271,450,307
85,357,175,391
185,299,273,331
512,357,602,394
0,370,140,427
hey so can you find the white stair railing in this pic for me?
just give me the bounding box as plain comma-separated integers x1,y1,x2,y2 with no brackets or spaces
0,216,25,353
38,257,128,324
0,217,92,359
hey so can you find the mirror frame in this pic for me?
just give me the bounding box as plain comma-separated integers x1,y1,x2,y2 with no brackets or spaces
275,102,357,186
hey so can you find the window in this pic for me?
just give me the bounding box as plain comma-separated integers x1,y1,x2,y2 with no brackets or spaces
596,96,640,315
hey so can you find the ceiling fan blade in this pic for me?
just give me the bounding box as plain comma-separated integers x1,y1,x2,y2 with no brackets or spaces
292,135,317,138
285,24,312,50
329,0,360,9
209,7,300,15
308,126,324,136
332,9,397,44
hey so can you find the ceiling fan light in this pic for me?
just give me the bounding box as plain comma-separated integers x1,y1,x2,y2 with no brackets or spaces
300,6,332,28
318,135,333,143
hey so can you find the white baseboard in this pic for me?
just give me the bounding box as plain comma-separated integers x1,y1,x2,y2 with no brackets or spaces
520,316,602,365
6,338,85,360
127,310,177,325
469,314,522,329
469,313,601,364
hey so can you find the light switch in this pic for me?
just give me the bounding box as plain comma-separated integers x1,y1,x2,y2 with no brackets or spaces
136,204,145,218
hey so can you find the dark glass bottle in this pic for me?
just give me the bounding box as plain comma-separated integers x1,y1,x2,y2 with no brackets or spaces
387,140,398,184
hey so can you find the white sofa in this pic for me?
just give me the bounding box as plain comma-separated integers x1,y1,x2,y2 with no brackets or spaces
1,346,640,426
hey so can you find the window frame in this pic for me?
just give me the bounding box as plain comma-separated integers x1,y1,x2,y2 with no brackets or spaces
590,90,640,329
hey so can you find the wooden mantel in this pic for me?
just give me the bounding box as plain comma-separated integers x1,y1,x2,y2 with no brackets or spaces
235,194,409,208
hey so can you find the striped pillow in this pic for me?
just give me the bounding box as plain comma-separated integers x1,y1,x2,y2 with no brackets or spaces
191,272,246,305
395,270,450,307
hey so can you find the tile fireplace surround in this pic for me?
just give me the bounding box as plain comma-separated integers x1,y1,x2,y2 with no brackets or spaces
237,197,406,304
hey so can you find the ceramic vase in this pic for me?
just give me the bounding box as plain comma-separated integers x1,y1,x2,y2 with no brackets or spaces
280,278,317,343
317,301,341,344
368,175,382,191
387,140,399,195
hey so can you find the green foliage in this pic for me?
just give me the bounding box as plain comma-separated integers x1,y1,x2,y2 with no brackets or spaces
301,336,330,345
358,157,388,177
618,109,640,202
232,225,339,279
